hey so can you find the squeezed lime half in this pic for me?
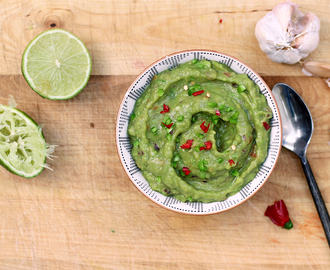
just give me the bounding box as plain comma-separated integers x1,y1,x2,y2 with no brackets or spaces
22,29,92,100
0,104,54,178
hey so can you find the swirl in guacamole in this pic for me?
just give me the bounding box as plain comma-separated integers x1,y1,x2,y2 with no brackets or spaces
128,59,272,203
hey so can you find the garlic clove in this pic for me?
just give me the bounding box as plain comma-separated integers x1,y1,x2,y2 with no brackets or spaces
290,12,313,36
301,61,330,78
293,13,320,54
301,67,314,77
273,1,296,32
297,32,320,56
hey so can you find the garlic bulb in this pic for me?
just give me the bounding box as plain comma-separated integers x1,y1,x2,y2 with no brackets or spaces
255,1,320,64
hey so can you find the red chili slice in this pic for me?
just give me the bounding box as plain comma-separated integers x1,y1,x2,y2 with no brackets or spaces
215,110,221,116
200,141,212,151
162,122,173,129
228,159,235,166
264,200,292,229
160,104,170,114
180,139,194,149
182,167,191,176
192,90,204,96
200,121,210,133
263,122,271,130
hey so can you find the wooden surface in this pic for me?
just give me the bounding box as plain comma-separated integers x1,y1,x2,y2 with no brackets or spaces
0,0,330,76
1,1,330,269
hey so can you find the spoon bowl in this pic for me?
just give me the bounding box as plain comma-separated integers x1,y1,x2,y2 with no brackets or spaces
272,83,330,247
274,84,313,157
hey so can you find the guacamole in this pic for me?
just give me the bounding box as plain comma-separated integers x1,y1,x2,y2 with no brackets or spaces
128,59,272,203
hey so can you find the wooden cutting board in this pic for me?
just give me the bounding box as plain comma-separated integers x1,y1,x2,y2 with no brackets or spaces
1,1,330,269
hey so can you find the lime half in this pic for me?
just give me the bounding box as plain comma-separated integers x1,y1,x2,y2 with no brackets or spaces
0,104,54,178
22,29,91,100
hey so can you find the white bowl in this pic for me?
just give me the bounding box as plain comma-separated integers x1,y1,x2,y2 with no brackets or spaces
116,50,282,215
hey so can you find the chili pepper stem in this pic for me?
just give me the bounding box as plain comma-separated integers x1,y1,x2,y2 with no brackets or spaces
283,219,293,230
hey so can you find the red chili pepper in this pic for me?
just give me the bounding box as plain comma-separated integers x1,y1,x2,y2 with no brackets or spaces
182,167,191,176
228,159,235,166
263,122,271,130
160,104,170,114
264,200,293,229
200,121,210,133
215,110,221,116
162,122,173,129
192,90,204,96
200,141,212,151
180,139,194,149
219,19,223,23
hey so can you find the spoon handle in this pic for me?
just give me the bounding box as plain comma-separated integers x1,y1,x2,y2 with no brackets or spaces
301,156,330,248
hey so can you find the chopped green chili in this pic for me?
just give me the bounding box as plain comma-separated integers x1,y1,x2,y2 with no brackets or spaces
198,160,208,172
211,115,220,124
196,133,204,139
188,84,202,96
166,133,172,141
231,111,239,119
163,115,170,123
165,118,172,125
219,104,226,110
177,115,184,121
231,170,239,177
207,102,218,108
133,139,139,147
217,158,223,163
151,127,158,133
158,88,164,96
130,113,136,121
229,118,237,124
237,85,246,93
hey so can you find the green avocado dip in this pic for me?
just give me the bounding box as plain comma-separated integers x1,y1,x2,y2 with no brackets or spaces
128,59,272,203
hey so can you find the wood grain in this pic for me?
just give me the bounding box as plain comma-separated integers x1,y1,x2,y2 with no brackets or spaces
1,0,330,269
0,0,330,76
0,75,330,269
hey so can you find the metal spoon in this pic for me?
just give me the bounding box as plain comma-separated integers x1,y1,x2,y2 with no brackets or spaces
272,83,330,247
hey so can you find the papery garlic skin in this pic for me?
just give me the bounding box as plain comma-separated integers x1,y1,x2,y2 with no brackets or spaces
326,78,330,88
255,1,320,64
